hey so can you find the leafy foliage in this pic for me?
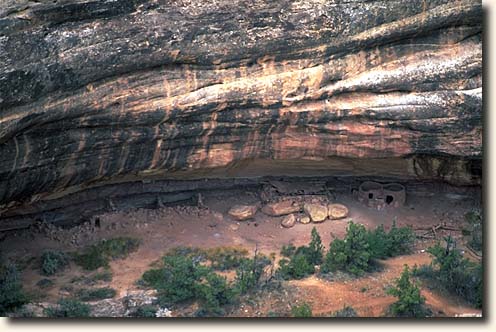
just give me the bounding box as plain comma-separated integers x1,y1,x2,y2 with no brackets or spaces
195,272,237,315
204,246,249,271
332,305,358,317
76,287,116,301
36,278,54,289
130,305,157,317
40,250,69,276
74,237,140,270
465,209,482,251
141,253,236,315
142,254,210,305
291,303,312,317
44,298,91,317
387,265,428,317
0,262,28,316
234,252,271,294
280,244,296,257
308,227,324,265
425,236,482,308
277,254,314,280
386,221,416,256
367,221,415,259
276,227,323,279
321,221,370,276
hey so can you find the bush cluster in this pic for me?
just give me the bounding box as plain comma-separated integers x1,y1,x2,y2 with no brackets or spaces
291,303,312,317
321,221,370,276
0,262,28,316
332,306,358,317
367,221,415,259
322,221,415,276
76,287,116,301
421,236,482,308
277,222,415,279
40,250,69,276
464,210,482,252
141,246,272,316
276,228,323,280
74,237,140,270
204,247,249,271
44,298,91,317
234,253,271,294
387,265,428,317
141,254,236,315
129,305,157,317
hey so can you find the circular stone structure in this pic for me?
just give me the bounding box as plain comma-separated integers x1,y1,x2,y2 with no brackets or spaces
358,181,406,209
383,183,406,208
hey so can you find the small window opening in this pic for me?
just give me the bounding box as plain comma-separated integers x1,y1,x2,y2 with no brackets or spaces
369,193,373,199
386,195,394,205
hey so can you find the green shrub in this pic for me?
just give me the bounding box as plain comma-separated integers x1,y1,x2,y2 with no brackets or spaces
277,254,314,280
367,222,415,259
234,253,271,294
44,298,91,317
130,305,157,317
76,287,116,301
465,210,482,251
291,303,312,317
0,262,28,316
276,228,323,280
280,244,296,257
11,306,36,317
36,278,54,289
425,237,482,308
142,255,209,305
92,269,113,282
411,264,435,279
387,265,428,317
141,253,238,315
321,221,370,276
40,250,69,276
204,246,248,271
164,246,206,261
367,224,392,259
74,237,140,270
195,272,237,315
332,305,357,317
307,227,324,265
387,221,416,256
267,310,281,317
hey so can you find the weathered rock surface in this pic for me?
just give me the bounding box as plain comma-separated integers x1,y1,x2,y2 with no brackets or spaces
304,203,328,223
281,214,296,228
262,200,302,217
327,203,349,220
228,204,258,221
0,0,482,227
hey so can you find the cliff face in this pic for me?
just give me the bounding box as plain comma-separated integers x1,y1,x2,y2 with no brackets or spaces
0,0,482,222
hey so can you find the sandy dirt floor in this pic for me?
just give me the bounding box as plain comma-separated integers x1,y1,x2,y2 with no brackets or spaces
0,186,482,317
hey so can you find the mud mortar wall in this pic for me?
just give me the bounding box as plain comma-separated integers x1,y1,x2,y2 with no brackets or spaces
0,0,482,225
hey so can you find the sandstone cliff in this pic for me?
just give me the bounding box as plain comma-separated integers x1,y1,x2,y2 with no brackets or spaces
0,0,482,226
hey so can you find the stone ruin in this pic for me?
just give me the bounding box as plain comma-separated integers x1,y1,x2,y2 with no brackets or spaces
357,181,406,209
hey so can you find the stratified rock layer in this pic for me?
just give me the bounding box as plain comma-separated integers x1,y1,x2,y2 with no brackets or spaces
0,0,482,223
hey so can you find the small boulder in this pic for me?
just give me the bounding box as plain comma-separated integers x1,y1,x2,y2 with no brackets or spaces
262,200,301,216
298,215,311,224
304,203,327,223
281,214,296,228
327,203,349,220
228,205,258,221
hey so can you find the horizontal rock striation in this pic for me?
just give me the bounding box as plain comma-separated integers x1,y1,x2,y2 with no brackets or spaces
0,0,482,224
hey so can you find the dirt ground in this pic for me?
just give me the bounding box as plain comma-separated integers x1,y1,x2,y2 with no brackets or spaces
0,185,482,317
